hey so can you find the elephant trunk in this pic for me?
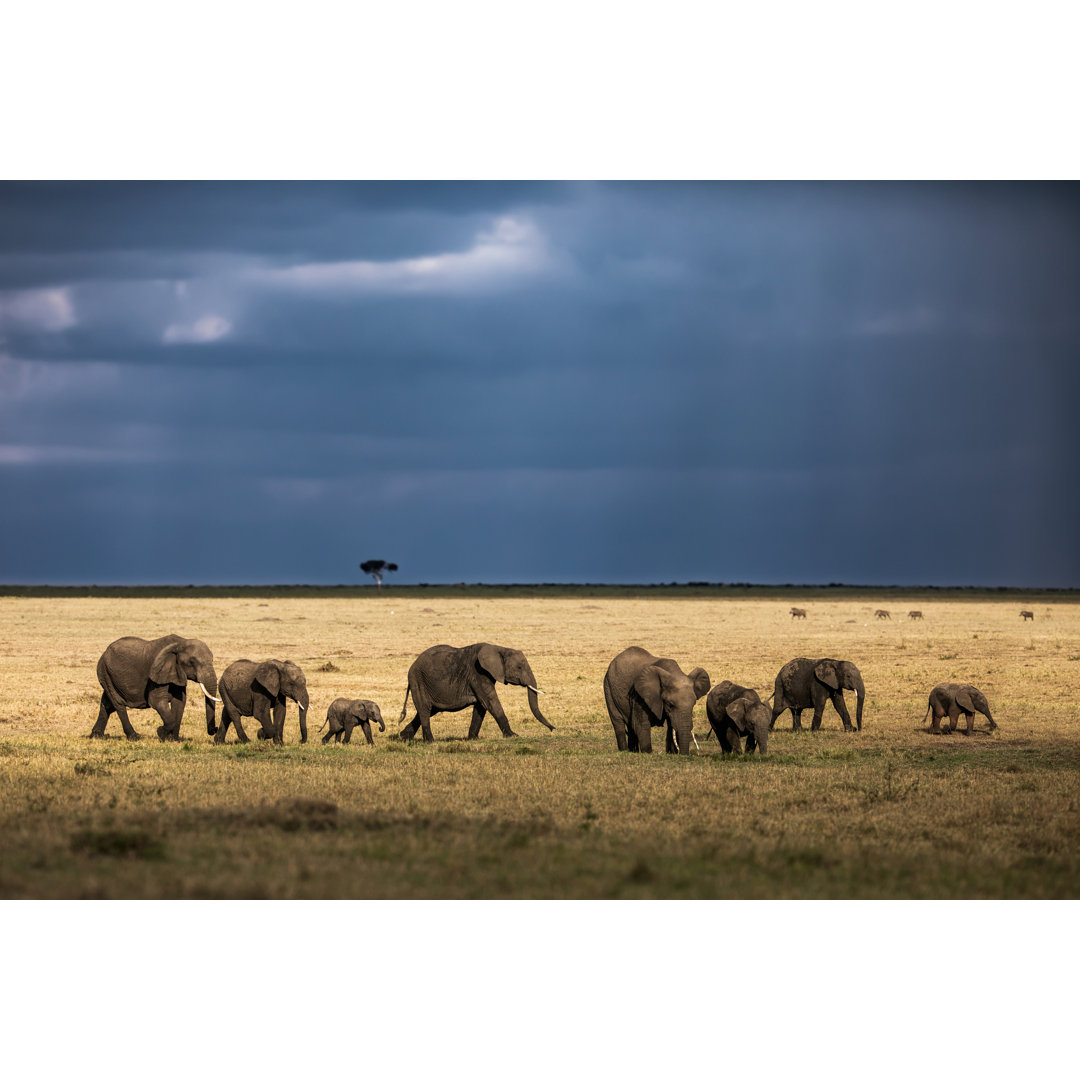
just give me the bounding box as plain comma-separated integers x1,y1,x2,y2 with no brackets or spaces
853,675,865,731
526,686,555,731
198,669,219,734
376,714,386,733
296,688,310,713
672,718,692,755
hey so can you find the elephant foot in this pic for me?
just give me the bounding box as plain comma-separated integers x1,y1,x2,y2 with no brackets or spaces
502,730,519,738
156,727,180,742
125,731,142,741
89,730,107,739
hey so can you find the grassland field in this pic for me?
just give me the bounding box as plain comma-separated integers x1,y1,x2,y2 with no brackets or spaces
1,586,1078,899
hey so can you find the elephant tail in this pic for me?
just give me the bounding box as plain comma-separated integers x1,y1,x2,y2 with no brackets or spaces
399,685,412,724
923,703,932,726
316,718,329,733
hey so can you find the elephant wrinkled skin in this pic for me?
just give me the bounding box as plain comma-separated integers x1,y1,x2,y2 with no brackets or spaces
91,634,220,741
603,646,710,755
216,659,310,744
398,643,553,742
320,698,385,744
771,657,865,732
924,682,997,735
705,680,770,754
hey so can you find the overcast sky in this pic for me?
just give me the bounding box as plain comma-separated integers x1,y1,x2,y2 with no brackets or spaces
0,181,1077,586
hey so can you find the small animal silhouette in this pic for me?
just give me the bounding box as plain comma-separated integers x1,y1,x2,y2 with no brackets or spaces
790,607,807,619
874,609,891,620
908,610,923,620
1020,610,1034,621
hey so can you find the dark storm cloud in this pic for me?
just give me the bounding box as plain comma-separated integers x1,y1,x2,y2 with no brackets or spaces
1,181,1078,585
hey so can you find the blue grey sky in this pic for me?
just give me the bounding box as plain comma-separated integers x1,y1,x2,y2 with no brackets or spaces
1,181,1077,586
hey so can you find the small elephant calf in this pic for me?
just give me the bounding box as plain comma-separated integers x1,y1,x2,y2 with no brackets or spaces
319,698,385,745
705,681,770,754
924,683,997,736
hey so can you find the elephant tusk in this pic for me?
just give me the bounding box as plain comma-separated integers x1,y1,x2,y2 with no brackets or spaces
199,682,222,703
526,685,546,695
691,732,701,752
672,729,680,752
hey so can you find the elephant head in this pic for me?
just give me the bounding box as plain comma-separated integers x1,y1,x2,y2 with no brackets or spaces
725,696,771,753
360,700,385,733
255,659,310,716
955,685,996,728
477,645,555,730
813,659,865,731
632,664,710,756
149,636,220,734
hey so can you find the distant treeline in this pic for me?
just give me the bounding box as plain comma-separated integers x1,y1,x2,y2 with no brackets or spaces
0,583,1077,600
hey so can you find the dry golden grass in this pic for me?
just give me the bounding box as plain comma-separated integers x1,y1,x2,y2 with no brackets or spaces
1,588,1077,898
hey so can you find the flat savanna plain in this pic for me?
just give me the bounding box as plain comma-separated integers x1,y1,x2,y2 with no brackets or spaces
1,588,1078,899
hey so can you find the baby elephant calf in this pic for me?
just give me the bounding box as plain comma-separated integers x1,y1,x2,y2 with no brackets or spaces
319,698,385,745
705,681,771,754
924,683,997,736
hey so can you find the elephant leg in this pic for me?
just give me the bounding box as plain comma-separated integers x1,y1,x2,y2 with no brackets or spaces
399,715,421,741
792,708,804,732
155,691,183,741
832,692,854,732
321,730,333,744
810,699,827,731
963,712,975,736
604,682,629,751
90,692,115,737
947,708,959,733
231,711,253,743
929,708,942,734
665,725,675,754
272,699,286,745
630,714,652,753
744,732,757,753
467,705,487,740
342,720,354,744
361,722,374,746
485,692,517,738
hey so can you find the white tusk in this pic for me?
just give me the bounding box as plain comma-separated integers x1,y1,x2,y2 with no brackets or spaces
672,729,680,752
298,702,307,711
526,685,546,695
692,732,701,752
199,682,222,703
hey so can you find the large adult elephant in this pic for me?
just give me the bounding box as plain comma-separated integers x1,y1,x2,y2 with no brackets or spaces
216,659,311,744
90,634,221,741
398,643,554,742
705,680,771,754
770,657,865,732
603,646,710,755
924,683,997,735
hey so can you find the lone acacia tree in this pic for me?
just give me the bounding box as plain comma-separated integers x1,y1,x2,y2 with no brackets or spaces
360,559,398,591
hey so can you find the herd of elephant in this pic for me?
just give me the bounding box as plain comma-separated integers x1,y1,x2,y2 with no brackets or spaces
88,634,998,754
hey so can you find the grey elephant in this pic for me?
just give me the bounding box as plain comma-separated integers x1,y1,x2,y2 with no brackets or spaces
705,680,770,754
90,634,221,741
924,683,997,735
770,657,865,732
398,643,554,742
603,646,710,755
216,659,310,744
319,698,385,744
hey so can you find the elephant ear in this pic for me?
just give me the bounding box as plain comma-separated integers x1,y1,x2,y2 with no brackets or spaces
688,667,711,700
632,665,666,720
725,699,748,732
254,661,281,697
955,688,975,712
149,644,183,686
477,645,506,684
814,660,841,690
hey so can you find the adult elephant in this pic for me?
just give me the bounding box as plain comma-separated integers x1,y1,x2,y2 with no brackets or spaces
770,657,865,732
216,659,311,744
319,698,385,744
705,680,770,754
924,683,997,735
603,646,710,755
398,643,554,742
90,634,221,741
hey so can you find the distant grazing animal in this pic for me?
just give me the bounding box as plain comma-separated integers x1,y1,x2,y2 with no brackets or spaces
1020,610,1034,621
603,646,710,755
91,634,220,741
705,681,770,754
216,659,310,744
319,698,385,744
790,607,807,619
874,609,891,620
398,643,553,742
771,657,865,732
908,610,923,620
924,682,997,735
